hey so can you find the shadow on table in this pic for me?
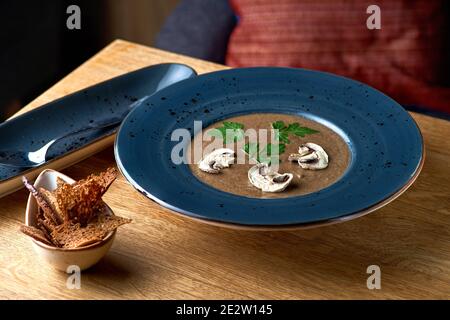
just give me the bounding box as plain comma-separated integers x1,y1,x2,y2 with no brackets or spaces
86,254,132,278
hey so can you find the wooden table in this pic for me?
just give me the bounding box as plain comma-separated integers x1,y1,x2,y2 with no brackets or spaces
1,40,449,299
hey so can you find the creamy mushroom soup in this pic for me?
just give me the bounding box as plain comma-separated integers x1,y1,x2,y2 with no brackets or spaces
188,113,350,199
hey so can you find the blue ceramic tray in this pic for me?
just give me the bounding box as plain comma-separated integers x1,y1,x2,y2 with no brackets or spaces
0,63,196,197
115,67,424,229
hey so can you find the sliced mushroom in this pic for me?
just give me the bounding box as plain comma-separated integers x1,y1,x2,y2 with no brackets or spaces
248,163,293,193
288,143,328,170
198,148,235,174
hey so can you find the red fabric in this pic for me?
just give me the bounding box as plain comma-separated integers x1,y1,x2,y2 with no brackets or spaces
227,0,449,113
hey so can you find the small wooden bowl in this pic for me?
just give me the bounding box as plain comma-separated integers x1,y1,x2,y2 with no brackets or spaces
25,169,116,271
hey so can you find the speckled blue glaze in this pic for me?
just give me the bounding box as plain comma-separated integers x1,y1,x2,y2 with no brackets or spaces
115,67,423,227
0,63,197,182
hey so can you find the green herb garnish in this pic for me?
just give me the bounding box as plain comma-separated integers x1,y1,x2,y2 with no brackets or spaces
208,121,244,143
242,121,318,164
272,121,319,143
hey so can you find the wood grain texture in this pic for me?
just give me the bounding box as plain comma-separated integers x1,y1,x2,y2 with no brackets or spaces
1,40,449,299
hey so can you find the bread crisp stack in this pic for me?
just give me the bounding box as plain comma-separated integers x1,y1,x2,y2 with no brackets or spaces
20,167,131,248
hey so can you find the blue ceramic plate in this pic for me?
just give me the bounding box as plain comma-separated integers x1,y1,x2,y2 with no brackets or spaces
0,63,196,196
115,67,424,229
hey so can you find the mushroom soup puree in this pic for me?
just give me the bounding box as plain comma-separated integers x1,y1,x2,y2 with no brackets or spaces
188,113,350,199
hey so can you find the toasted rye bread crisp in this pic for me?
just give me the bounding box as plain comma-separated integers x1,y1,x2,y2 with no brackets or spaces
56,177,69,189
52,213,131,248
36,219,52,239
57,182,105,225
37,217,57,236
22,176,62,226
39,188,65,224
55,167,118,226
71,167,118,195
21,167,129,248
20,225,54,246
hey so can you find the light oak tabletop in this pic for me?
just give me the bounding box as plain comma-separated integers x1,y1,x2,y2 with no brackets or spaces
0,40,449,299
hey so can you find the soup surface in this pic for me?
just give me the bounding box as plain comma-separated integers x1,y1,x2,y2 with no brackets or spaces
188,113,350,199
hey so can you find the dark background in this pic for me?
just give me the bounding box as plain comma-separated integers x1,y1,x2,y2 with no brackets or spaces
1,0,448,121
0,0,179,121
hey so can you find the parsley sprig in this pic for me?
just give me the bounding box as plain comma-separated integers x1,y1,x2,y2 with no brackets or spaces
272,121,319,144
242,121,319,163
209,120,319,164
